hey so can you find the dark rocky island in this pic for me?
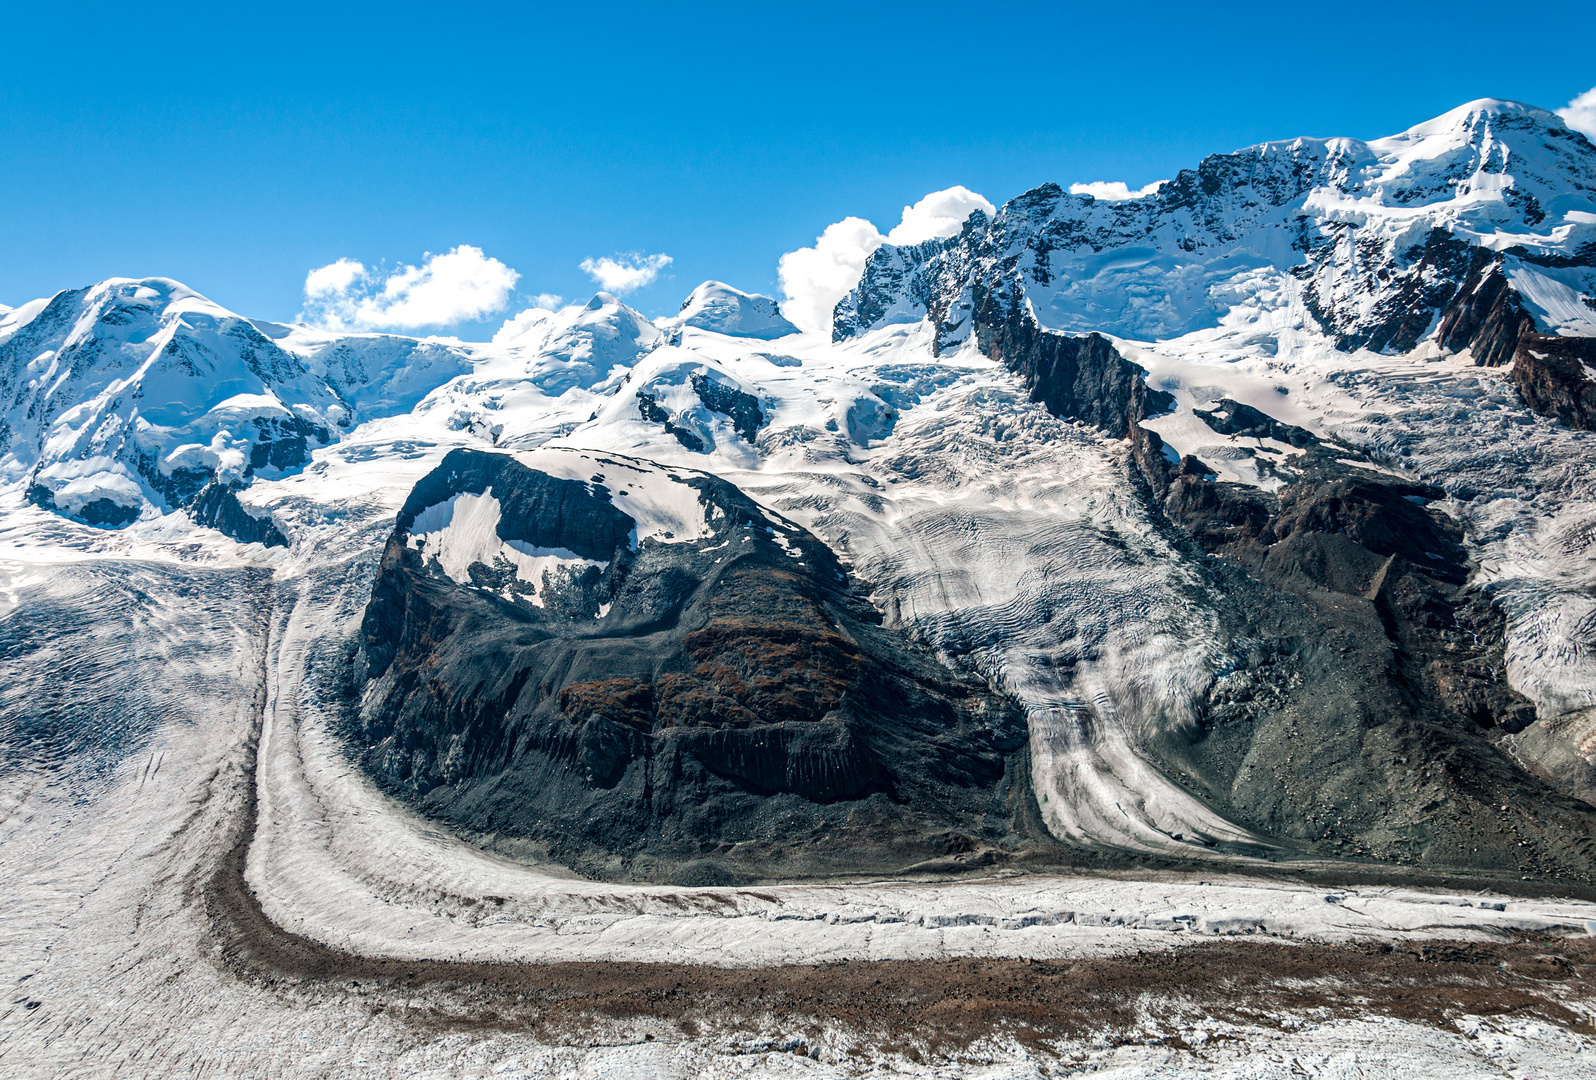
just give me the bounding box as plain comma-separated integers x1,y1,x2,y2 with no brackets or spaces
353,448,1040,883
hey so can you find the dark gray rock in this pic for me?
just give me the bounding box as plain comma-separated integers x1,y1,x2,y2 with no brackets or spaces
1509,332,1596,430
188,483,288,548
353,448,1042,883
969,278,1173,439
636,391,707,451
690,373,764,443
1435,255,1537,368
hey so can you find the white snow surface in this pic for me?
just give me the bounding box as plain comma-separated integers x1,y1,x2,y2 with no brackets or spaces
408,489,606,597
667,280,800,340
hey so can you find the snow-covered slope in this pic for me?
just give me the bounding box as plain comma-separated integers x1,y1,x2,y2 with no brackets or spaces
0,282,667,537
836,99,1596,356
665,280,800,340
0,279,350,526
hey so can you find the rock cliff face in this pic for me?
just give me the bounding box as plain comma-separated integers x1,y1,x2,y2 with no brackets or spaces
354,448,1038,883
967,277,1174,438
1508,332,1596,430
1029,334,1596,875
1434,256,1537,368
1431,254,1596,428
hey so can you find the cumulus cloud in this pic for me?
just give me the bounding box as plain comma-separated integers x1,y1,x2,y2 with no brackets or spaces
775,217,885,336
492,294,567,346
1068,180,1167,201
884,186,996,245
301,245,520,331
777,185,995,335
1559,85,1596,140
579,252,672,294
303,257,365,299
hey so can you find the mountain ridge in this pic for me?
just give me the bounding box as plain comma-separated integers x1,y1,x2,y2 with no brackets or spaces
836,98,1596,381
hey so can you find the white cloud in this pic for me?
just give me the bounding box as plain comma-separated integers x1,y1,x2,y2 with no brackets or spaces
303,257,366,298
492,295,567,346
885,186,996,245
1068,180,1166,201
1559,85,1596,140
301,245,520,331
775,217,884,336
777,185,995,335
579,252,672,294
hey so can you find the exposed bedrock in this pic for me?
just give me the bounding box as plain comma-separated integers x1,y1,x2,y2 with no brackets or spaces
188,482,288,548
1434,254,1537,369
1301,228,1486,356
968,279,1174,438
1433,254,1596,429
354,448,1039,883
1508,332,1596,431
983,307,1596,880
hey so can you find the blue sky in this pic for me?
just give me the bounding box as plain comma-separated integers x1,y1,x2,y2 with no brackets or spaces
3,0,1594,337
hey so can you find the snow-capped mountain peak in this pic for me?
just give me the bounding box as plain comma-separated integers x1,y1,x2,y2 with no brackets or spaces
834,98,1596,357
667,280,799,340
0,279,351,527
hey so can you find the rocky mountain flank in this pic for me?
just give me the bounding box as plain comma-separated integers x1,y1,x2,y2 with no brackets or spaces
837,99,1596,429
354,448,1042,883
832,100,1596,878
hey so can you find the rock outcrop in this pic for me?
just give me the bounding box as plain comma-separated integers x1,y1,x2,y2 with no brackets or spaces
1012,321,1596,876
1508,332,1596,431
354,448,1039,883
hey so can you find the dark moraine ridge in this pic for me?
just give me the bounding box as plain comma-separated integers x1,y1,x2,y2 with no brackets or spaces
353,448,1043,884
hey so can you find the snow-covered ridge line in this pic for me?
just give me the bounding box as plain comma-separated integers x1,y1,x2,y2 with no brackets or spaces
0,283,674,539
835,98,1596,370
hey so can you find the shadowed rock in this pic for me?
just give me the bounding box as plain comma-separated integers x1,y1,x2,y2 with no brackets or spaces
983,304,1596,880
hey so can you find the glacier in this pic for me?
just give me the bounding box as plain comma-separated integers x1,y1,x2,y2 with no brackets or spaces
4,96,1596,1076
